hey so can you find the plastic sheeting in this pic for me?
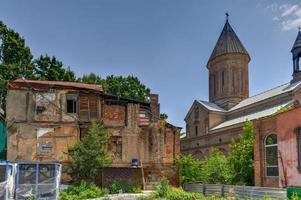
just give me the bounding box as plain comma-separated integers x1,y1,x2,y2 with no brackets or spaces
0,162,61,200
0,163,16,200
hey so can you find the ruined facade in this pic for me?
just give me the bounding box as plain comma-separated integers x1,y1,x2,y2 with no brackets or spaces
6,79,181,186
181,18,301,187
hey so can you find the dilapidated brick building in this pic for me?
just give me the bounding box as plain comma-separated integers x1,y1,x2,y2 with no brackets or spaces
6,79,181,186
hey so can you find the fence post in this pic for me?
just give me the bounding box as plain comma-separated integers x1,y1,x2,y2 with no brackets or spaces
203,184,206,196
243,185,245,198
221,184,225,197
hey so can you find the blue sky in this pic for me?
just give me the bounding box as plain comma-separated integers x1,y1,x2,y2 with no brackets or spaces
1,0,301,129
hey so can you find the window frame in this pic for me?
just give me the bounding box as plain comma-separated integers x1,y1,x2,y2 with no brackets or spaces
66,94,78,114
264,133,279,178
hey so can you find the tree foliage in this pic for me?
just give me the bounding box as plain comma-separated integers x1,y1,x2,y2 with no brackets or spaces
0,21,34,85
33,55,76,81
175,155,203,184
228,120,254,185
79,74,151,101
102,75,150,101
160,113,168,120
0,21,77,113
69,121,112,181
201,149,231,184
175,150,231,185
176,121,255,186
77,72,102,84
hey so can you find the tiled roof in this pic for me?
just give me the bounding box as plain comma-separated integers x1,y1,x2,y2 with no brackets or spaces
292,31,301,51
197,100,226,112
8,79,103,92
208,20,249,62
211,100,294,131
229,80,301,111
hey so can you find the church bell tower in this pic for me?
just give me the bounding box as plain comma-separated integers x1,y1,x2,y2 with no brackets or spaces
291,29,301,83
207,14,250,110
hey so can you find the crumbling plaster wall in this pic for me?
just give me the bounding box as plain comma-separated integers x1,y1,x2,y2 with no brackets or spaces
7,88,179,184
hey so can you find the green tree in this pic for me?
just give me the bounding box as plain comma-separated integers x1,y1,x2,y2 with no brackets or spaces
201,149,231,184
175,155,203,185
77,72,103,84
227,120,254,185
102,75,150,101
160,113,168,120
0,21,34,84
33,55,76,81
0,21,34,113
69,121,112,181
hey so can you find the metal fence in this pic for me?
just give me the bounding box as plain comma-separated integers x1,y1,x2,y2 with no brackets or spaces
0,162,62,200
183,183,287,199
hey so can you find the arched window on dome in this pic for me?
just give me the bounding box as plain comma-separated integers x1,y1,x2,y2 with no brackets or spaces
265,134,279,177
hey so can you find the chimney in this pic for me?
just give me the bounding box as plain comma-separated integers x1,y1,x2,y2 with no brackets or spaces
150,94,160,122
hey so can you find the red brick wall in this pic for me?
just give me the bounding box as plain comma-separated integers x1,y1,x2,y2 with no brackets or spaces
254,106,301,188
103,104,126,127
254,117,279,187
276,106,301,187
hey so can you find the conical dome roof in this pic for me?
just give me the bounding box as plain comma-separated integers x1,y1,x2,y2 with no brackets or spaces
208,20,249,64
291,30,301,52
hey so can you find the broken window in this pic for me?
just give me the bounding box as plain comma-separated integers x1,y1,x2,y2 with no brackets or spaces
139,108,150,126
66,94,77,114
109,136,122,160
35,92,56,115
265,134,278,177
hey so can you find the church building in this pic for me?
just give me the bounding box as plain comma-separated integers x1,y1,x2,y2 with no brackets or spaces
181,16,301,187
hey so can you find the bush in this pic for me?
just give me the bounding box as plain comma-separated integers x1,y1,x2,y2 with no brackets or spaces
59,181,107,200
107,180,142,194
154,177,170,198
152,177,204,200
176,150,231,185
176,121,255,186
175,155,203,184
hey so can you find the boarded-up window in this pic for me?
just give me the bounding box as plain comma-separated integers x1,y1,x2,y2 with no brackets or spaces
139,109,150,126
79,95,89,121
79,94,99,122
89,96,98,120
108,136,122,160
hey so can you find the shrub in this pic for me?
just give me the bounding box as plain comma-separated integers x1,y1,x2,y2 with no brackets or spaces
154,177,170,198
59,181,107,200
228,120,254,185
25,197,37,200
175,155,203,184
166,187,203,200
69,121,112,182
107,180,142,194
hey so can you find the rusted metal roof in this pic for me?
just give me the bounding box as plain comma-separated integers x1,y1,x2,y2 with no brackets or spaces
208,20,249,64
8,79,103,92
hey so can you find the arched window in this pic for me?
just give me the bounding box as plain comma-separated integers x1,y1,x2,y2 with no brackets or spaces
221,71,225,94
265,134,279,177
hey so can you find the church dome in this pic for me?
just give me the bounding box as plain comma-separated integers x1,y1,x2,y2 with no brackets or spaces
207,19,250,66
